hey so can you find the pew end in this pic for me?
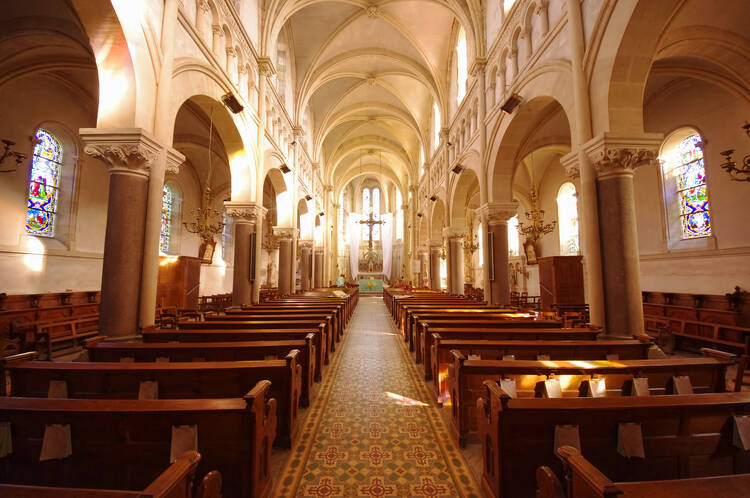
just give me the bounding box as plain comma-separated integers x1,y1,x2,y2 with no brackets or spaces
195,470,222,498
535,466,565,498
555,445,625,498
243,379,276,497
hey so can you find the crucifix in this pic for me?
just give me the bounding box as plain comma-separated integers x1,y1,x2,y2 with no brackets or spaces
359,211,383,249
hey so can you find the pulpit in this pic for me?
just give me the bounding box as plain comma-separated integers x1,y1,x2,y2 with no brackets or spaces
156,256,201,309
538,256,584,311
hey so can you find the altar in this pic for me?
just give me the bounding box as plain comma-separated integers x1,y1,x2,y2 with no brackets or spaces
358,276,384,292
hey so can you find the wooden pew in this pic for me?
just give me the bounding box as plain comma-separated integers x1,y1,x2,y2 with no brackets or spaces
406,310,529,352
0,451,220,498
418,324,593,377
391,297,478,324
1,351,301,448
542,445,750,498
179,319,333,364
85,335,316,406
35,315,100,359
430,336,653,402
233,305,345,338
0,383,276,497
401,306,512,347
450,354,732,447
477,387,750,498
211,312,340,344
146,326,326,377
264,294,356,321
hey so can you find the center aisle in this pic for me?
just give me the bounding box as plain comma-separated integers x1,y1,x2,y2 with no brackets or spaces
274,295,481,497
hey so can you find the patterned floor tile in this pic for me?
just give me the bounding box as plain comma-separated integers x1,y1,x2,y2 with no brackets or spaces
274,296,480,497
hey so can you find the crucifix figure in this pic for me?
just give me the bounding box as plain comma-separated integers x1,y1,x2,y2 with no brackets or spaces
359,211,383,249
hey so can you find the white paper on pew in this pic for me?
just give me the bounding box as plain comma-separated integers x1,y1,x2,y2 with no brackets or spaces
733,415,750,450
631,377,650,396
192,357,206,362
544,378,562,398
47,380,67,399
468,354,481,361
672,375,693,394
0,422,12,457
617,422,645,458
499,378,517,398
606,353,619,361
170,425,197,463
554,425,580,454
587,378,606,398
502,354,515,361
120,357,135,363
155,357,170,363
332,291,347,297
537,354,550,361
138,381,158,400
40,424,72,461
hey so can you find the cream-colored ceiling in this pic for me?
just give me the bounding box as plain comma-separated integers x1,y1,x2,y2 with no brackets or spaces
273,0,463,197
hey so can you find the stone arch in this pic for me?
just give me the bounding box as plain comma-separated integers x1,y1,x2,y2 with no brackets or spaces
449,167,480,231
262,155,292,226
431,199,445,241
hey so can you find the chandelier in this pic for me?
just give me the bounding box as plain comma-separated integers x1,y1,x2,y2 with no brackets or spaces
517,185,555,243
462,216,479,255
0,139,27,173
262,216,279,251
183,107,224,243
719,123,750,182
439,239,447,260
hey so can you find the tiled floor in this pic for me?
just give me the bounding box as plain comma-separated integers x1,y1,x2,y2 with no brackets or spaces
273,295,481,497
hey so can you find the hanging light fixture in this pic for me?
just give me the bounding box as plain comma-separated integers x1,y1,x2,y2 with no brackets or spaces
183,106,225,251
517,185,555,243
719,122,750,182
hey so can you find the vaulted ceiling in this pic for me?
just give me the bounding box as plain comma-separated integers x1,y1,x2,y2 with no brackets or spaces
267,0,473,198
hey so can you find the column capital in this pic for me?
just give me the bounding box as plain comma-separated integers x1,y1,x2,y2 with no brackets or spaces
559,151,580,179
470,58,487,76
476,202,518,225
298,239,313,249
225,46,235,57
273,226,297,240
165,147,185,176
258,57,276,77
292,125,304,137
212,24,223,36
439,128,450,141
584,133,663,180
80,128,161,178
224,201,267,223
443,227,466,240
324,184,334,192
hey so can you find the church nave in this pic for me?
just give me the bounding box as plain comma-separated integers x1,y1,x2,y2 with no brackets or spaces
274,296,480,498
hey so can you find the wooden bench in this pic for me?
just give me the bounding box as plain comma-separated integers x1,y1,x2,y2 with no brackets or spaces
233,306,345,337
1,351,301,448
401,307,514,348
0,451,220,498
450,354,732,447
179,319,332,363
264,294,356,321
85,335,316,406
645,315,750,353
477,387,750,498
209,312,339,345
0,383,276,497
35,315,100,359
429,336,653,402
542,446,750,498
418,325,596,378
144,327,326,378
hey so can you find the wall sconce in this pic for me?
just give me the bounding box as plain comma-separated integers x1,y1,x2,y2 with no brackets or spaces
0,139,27,173
280,163,291,173
719,123,750,182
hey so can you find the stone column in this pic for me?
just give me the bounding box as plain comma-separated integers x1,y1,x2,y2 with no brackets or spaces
429,242,442,290
225,202,266,306
299,240,313,291
477,202,518,305
80,129,160,339
274,227,296,296
584,133,662,336
444,228,466,295
314,249,324,288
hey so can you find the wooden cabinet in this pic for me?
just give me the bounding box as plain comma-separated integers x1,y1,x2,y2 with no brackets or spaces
156,256,201,310
538,256,584,311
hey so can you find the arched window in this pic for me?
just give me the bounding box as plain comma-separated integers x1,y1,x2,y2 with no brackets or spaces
26,129,62,237
508,214,519,256
432,102,441,151
160,183,181,254
456,27,468,105
660,132,711,240
396,189,404,240
372,187,380,241
556,183,580,255
503,0,517,14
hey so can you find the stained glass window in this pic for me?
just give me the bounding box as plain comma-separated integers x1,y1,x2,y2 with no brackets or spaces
372,187,380,241
160,185,174,253
361,188,370,240
556,183,580,255
26,129,62,237
508,214,519,256
663,134,711,239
